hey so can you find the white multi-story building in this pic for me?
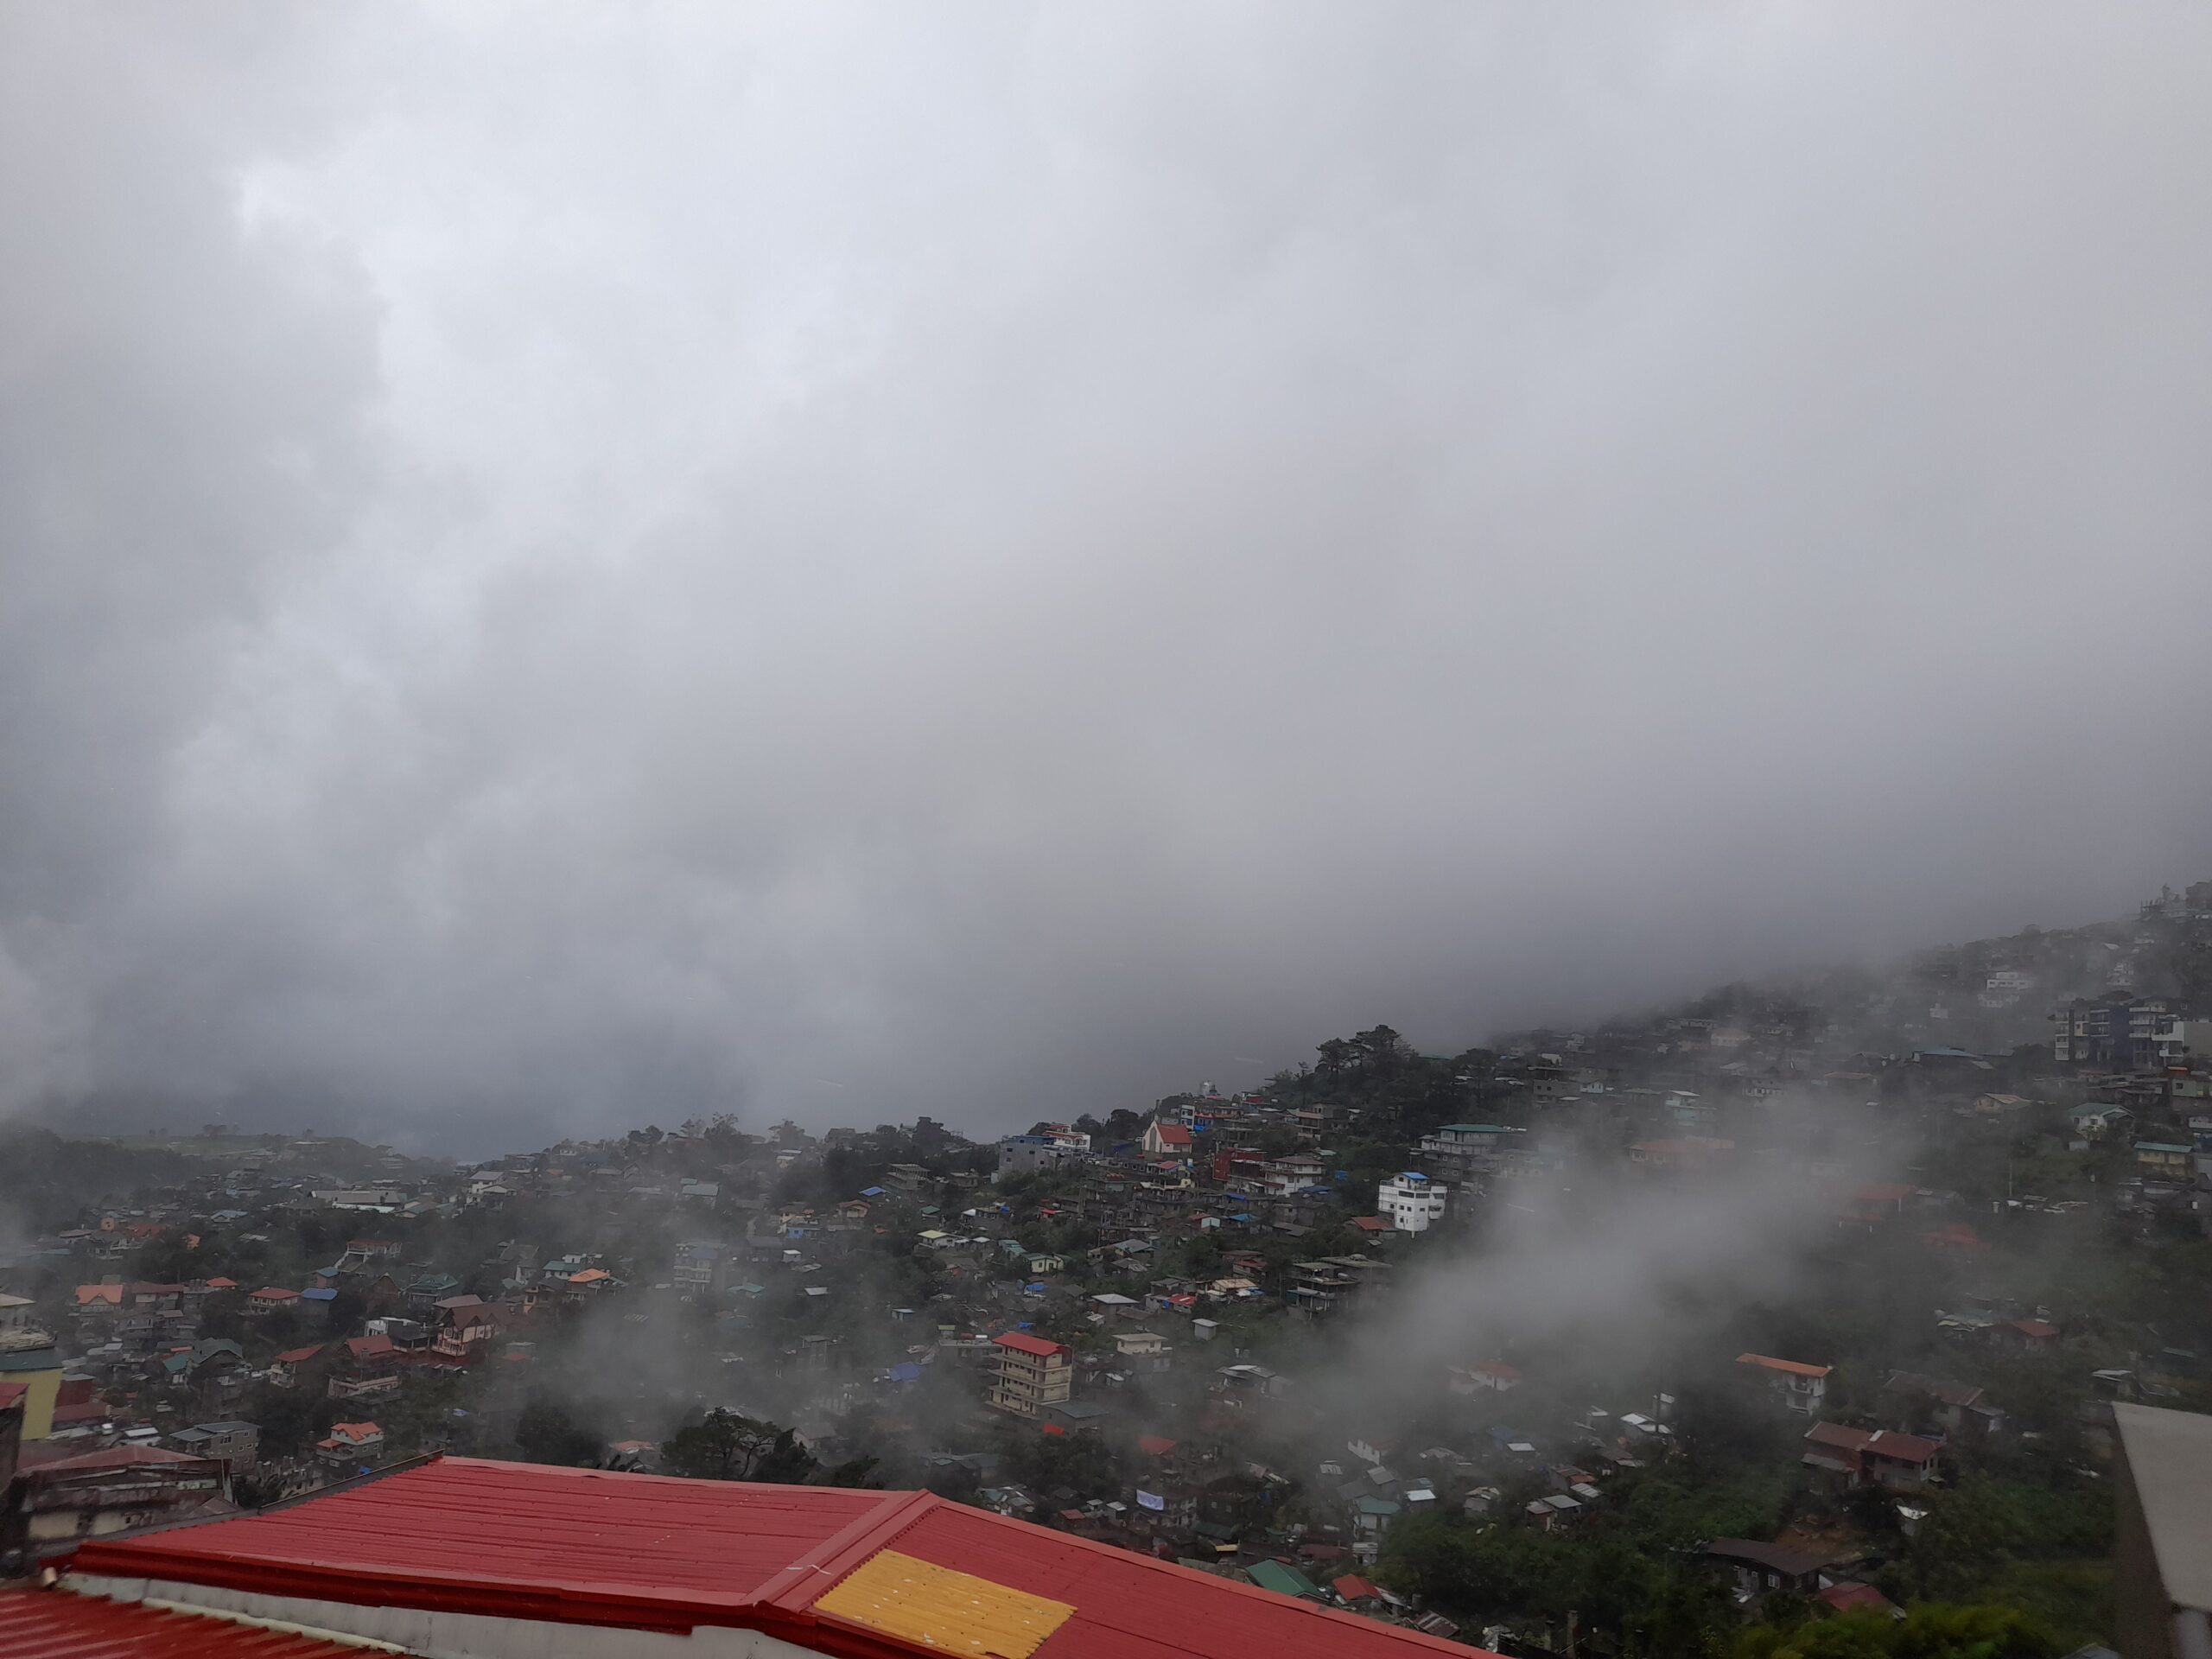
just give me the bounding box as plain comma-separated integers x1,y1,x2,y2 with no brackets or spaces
1378,1172,1446,1232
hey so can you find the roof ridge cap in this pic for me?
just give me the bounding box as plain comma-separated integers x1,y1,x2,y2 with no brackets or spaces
757,1489,942,1614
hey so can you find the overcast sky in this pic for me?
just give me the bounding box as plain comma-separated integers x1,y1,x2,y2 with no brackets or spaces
4,4,2210,1154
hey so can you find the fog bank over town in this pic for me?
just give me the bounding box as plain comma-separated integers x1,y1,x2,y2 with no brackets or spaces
4,6,2212,1152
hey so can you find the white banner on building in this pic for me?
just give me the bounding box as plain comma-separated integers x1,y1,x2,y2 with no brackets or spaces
1136,1490,1166,1511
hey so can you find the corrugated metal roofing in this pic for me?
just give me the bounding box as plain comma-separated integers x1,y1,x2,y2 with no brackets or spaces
73,1456,1493,1659
0,1586,359,1658
73,1457,887,1625
776,1494,1482,1659
814,1548,1075,1657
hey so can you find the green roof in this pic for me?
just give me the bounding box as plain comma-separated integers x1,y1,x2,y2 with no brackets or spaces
1244,1560,1322,1599
2135,1141,2191,1154
1436,1124,1515,1135
1354,1497,1402,1516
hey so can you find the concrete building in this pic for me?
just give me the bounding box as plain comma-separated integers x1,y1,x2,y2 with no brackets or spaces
672,1242,722,1299
168,1421,259,1474
2113,1403,2212,1659
995,1135,1083,1181
0,1315,64,1440
985,1332,1071,1419
1378,1172,1446,1232
1737,1352,1830,1415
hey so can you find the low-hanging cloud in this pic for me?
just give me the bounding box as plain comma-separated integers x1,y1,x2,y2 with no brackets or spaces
4,4,2212,1152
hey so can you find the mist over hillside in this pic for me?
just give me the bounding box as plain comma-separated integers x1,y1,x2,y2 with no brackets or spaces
5,7,2212,1153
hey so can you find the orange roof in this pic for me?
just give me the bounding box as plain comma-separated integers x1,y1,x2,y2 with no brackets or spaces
274,1344,326,1364
75,1285,124,1305
569,1268,612,1284
1738,1352,1830,1377
204,1277,240,1289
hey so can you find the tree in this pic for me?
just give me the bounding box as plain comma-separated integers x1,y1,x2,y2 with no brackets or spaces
661,1409,817,1484
1316,1039,1355,1082
1734,1603,2056,1659
1353,1025,1406,1074
515,1396,604,1466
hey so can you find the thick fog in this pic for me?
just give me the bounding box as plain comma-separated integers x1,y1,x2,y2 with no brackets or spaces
4,5,2211,1152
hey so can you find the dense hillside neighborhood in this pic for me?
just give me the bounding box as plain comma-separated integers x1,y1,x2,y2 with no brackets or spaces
5,883,2212,1656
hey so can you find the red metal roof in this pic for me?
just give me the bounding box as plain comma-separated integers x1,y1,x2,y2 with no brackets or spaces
72,1458,890,1630
0,1585,362,1657
0,1381,26,1410
774,1496,1482,1659
70,1456,1496,1659
992,1331,1066,1358
1819,1581,1897,1614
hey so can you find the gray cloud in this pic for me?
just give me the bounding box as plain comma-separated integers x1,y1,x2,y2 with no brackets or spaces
4,4,2211,1151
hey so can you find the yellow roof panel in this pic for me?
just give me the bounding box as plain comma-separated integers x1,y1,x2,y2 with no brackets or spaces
814,1547,1077,1658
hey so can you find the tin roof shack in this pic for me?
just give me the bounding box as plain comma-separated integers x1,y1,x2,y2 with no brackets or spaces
1707,1539,1840,1602
2113,1403,2212,1659
1883,1370,2004,1441
1802,1423,1943,1492
11,1442,232,1554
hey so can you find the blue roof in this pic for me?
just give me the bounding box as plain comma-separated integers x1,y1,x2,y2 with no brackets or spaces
860,1186,886,1197
300,1288,337,1303
887,1362,923,1382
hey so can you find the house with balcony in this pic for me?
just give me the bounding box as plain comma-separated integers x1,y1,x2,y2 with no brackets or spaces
1737,1352,1830,1414
315,1421,385,1470
986,1332,1072,1419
